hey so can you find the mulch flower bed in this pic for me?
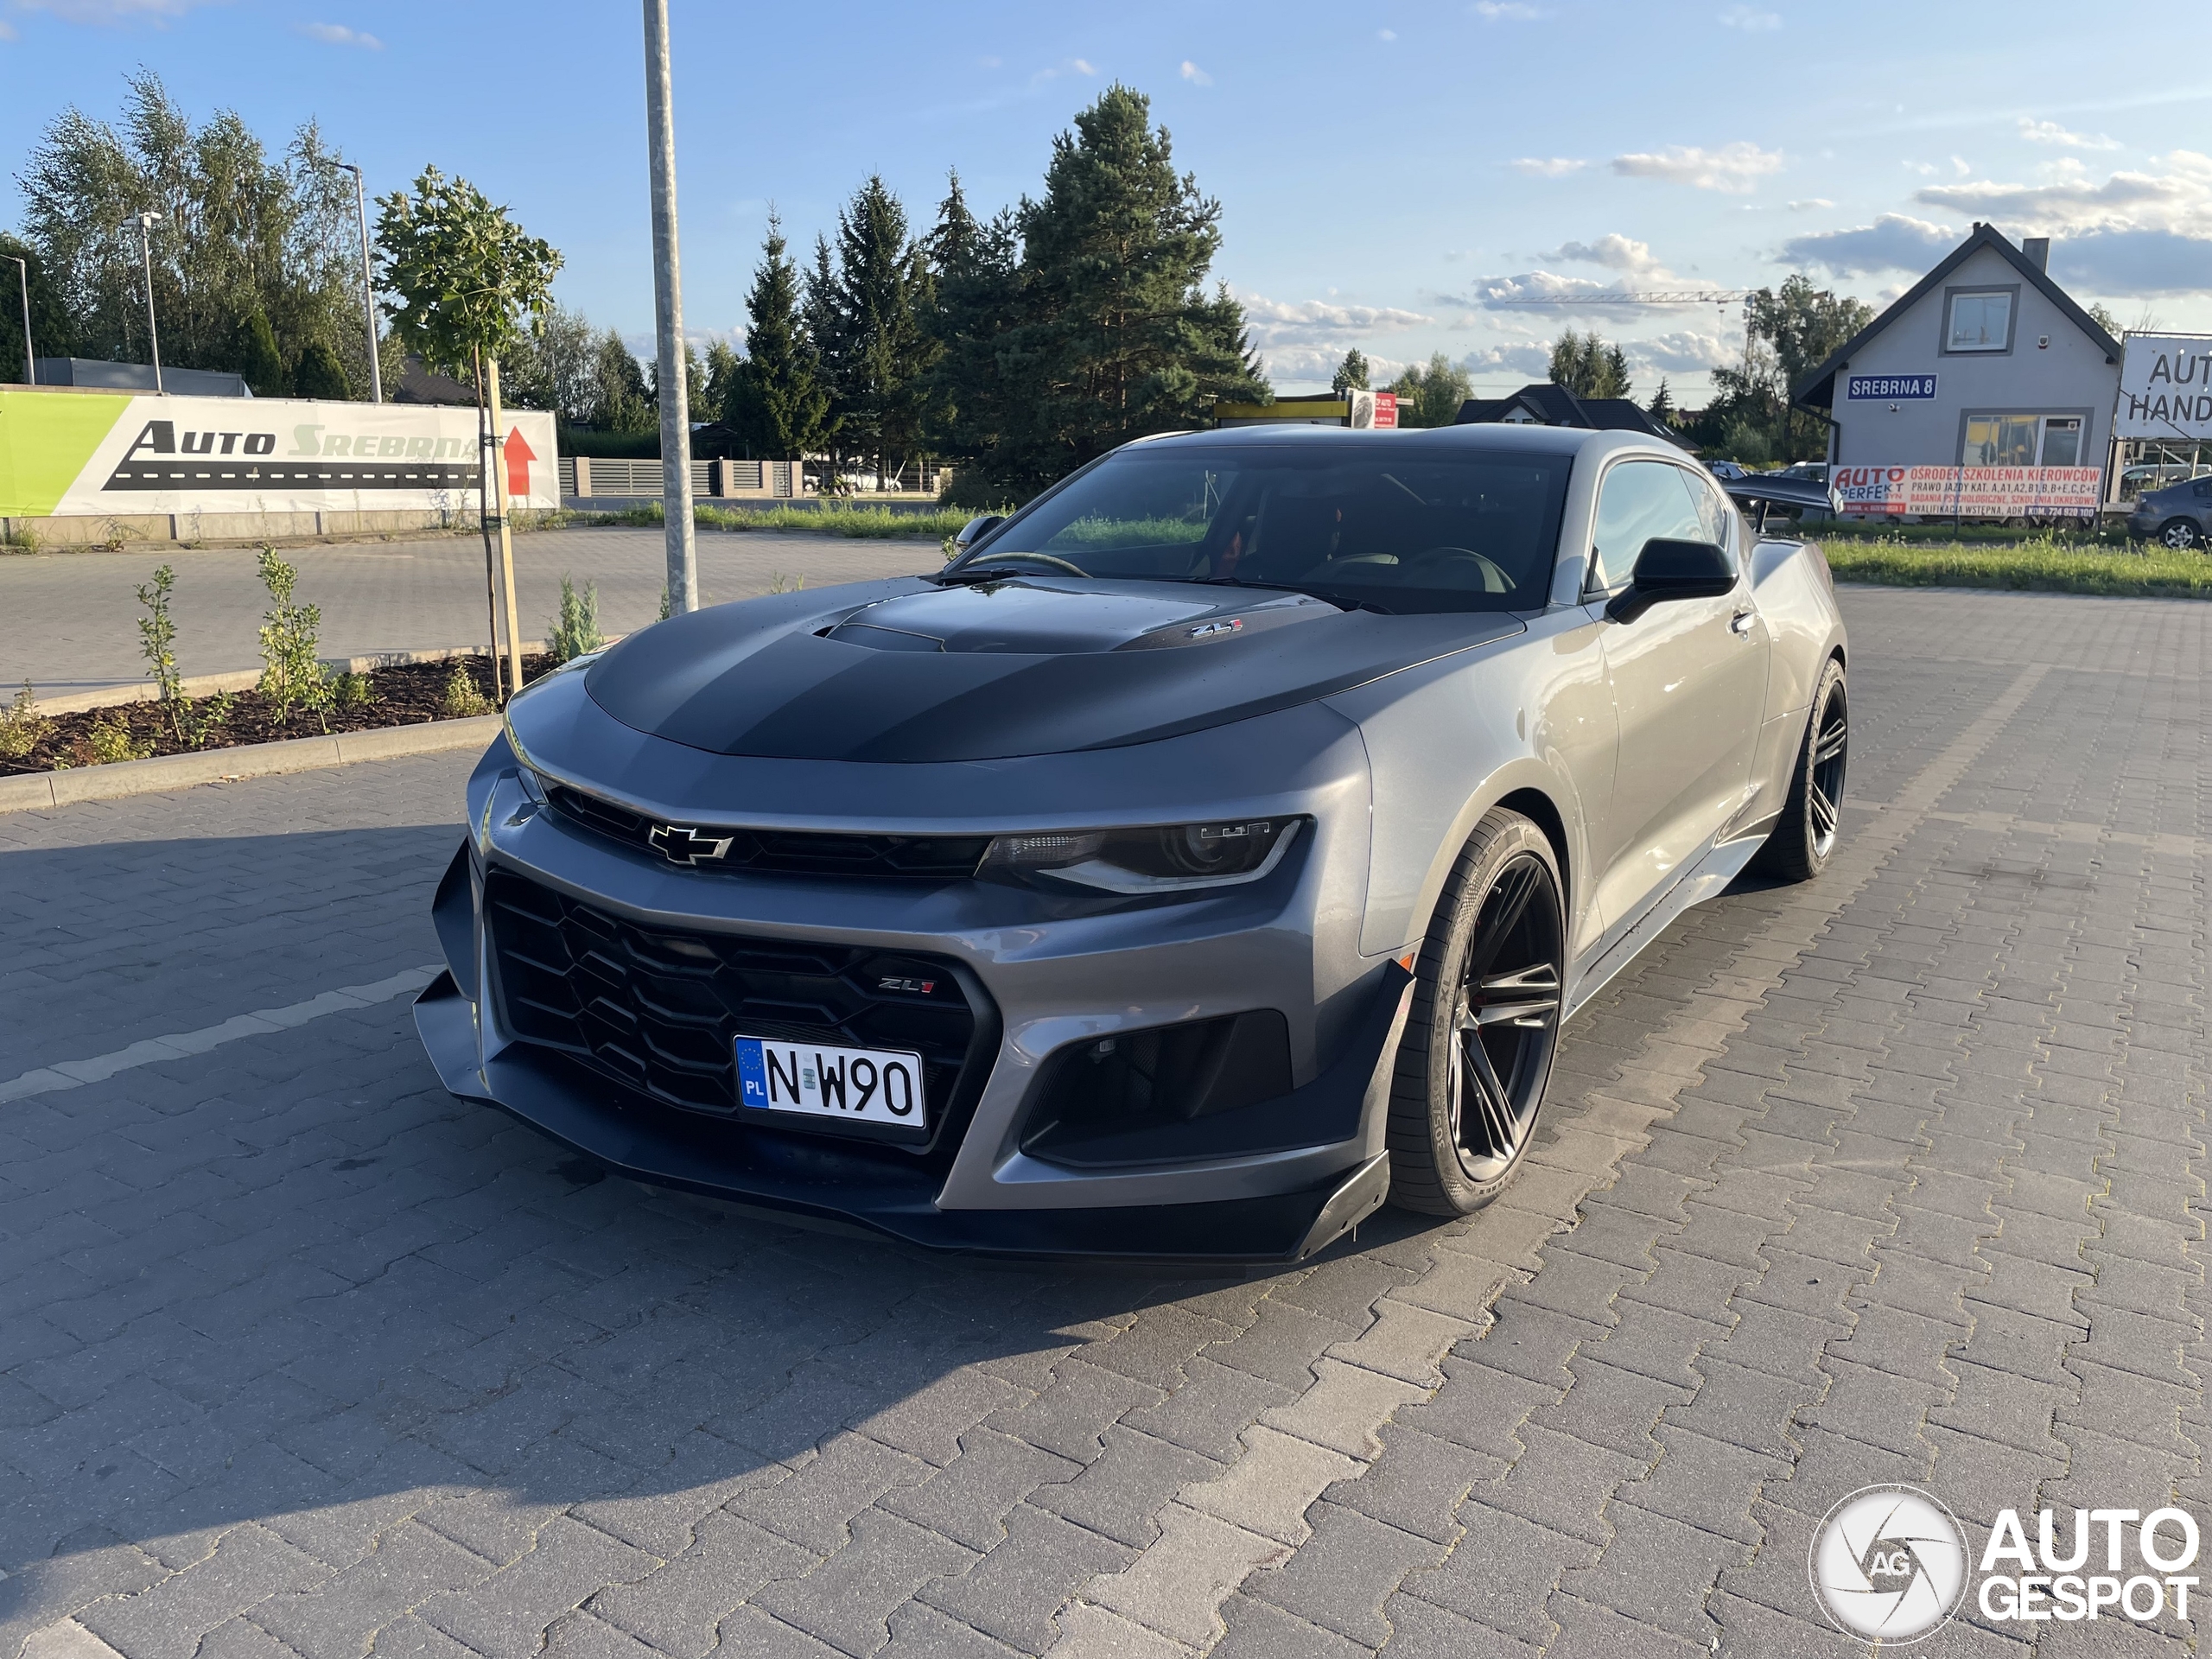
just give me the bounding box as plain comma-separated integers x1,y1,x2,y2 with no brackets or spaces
0,653,554,777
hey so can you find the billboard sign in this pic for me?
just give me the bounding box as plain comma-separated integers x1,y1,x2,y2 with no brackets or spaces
1845,373,1937,401
0,390,557,519
1833,464,2101,518
2113,334,2212,442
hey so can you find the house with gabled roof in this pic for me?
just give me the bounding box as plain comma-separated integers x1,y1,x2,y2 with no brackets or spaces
1793,223,2121,486
1454,382,1684,443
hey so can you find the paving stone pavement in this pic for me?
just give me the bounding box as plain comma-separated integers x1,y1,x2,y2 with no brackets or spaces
1,583,2206,1658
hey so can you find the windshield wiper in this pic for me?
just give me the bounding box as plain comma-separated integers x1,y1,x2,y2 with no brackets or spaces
934,560,1071,585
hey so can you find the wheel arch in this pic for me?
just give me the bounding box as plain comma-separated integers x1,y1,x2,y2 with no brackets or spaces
1495,785,1572,912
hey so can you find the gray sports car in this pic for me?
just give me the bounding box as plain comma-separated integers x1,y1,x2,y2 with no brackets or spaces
415,423,1848,1263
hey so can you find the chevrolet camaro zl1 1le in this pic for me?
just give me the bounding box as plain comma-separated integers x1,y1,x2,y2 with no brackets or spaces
414,423,1849,1263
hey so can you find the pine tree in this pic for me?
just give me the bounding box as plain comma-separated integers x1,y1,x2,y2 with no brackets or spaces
234,308,286,395
975,86,1266,499
809,177,936,489
290,337,350,399
1646,376,1674,423
1331,348,1370,396
725,213,830,459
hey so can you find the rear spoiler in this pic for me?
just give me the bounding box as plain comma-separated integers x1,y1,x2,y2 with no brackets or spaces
1718,471,1841,531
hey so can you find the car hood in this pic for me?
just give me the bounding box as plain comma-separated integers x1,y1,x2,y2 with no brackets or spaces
583,575,1525,762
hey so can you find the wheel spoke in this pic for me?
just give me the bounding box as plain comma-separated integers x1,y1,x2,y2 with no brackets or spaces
1465,861,1541,977
1810,785,1839,838
1471,963,1561,1027
1461,1031,1519,1155
1815,727,1847,765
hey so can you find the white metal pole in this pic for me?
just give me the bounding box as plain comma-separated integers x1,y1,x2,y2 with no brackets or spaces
135,215,164,394
642,0,697,613
337,163,384,404
5,257,29,385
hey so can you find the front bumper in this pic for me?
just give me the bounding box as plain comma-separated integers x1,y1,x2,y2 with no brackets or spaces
415,695,1411,1263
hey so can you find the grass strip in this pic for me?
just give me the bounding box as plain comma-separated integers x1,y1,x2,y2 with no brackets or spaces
570,500,985,539
1823,537,2212,599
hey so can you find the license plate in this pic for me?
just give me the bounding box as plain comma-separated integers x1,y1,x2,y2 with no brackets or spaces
734,1034,927,1128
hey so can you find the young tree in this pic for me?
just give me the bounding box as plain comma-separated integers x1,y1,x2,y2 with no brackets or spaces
1331,347,1371,396
1389,352,1473,428
1646,376,1675,423
975,86,1267,498
810,177,937,488
587,327,653,434
290,337,350,399
726,213,831,460
1694,276,1871,461
374,164,561,701
234,308,285,395
919,172,1020,500
1548,328,1631,400
701,339,741,421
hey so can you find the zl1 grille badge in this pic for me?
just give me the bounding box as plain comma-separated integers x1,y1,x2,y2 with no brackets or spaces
879,976,938,995
647,823,734,865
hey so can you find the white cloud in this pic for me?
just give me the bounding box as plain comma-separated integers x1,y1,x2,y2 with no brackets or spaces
1461,342,1555,377
1511,156,1586,177
300,21,379,47
1904,160,1939,176
1786,197,1834,210
1546,232,1670,279
2050,229,2212,296
1072,57,1095,73
1625,331,1733,372
2018,118,2120,152
1717,4,1781,28
1950,155,1972,176
1611,142,1783,193
1030,57,1097,86
1913,150,2212,238
1473,2,1542,19
1462,270,1690,313
1179,60,1211,86
1237,292,1436,347
1377,28,1396,40
1779,213,1956,275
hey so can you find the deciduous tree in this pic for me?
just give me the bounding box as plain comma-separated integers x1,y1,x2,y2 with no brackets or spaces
1389,352,1473,427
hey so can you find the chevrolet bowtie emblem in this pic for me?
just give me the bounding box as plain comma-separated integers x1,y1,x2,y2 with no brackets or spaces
647,823,734,865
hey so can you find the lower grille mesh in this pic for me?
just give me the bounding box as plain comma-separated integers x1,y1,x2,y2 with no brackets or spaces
485,869,981,1138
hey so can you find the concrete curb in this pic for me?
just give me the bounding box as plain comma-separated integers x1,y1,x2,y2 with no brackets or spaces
0,715,501,815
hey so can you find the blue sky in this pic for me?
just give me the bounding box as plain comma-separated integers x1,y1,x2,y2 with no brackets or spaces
4,0,2209,398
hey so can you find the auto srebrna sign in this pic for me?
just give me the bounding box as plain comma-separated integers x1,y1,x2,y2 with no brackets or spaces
0,389,557,518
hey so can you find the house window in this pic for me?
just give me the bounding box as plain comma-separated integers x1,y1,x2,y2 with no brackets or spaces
1963,414,2084,467
1946,291,2013,353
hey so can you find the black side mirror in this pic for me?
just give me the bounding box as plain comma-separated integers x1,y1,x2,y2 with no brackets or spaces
954,514,1004,555
1605,538,1735,624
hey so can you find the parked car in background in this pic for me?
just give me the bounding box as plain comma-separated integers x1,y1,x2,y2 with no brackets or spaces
2129,475,2212,550
1706,460,1751,480
1777,462,1830,486
418,424,1850,1262
2118,462,2212,503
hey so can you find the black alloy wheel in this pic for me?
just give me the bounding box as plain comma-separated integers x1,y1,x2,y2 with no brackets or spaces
1388,809,1567,1216
2158,518,2204,551
1756,657,1849,882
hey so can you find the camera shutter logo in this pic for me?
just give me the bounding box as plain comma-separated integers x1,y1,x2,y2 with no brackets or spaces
1809,1484,1968,1641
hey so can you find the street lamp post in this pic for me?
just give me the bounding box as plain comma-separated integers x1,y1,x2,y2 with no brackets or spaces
642,0,697,614
123,211,164,394
3,255,30,385
326,162,383,403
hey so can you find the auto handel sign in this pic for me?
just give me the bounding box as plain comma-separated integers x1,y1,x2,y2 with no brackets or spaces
1808,1484,2201,1643
0,389,557,519
2113,333,2212,442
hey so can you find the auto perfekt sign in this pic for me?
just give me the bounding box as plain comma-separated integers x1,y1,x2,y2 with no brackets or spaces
0,389,558,518
2113,333,2212,442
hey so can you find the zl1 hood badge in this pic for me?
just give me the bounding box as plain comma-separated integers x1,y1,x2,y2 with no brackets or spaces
648,824,734,865
1189,618,1243,639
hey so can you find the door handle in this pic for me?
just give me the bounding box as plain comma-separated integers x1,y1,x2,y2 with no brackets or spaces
1730,609,1757,635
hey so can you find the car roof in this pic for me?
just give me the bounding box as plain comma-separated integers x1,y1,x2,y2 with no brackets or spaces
1131,423,1677,463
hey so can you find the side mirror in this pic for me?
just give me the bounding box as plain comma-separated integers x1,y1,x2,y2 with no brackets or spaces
1605,537,1734,624
954,514,1004,555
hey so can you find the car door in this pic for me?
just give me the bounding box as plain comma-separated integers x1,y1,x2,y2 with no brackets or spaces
1585,459,1770,944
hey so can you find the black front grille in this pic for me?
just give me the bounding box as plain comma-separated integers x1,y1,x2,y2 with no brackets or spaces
546,785,990,880
484,869,992,1151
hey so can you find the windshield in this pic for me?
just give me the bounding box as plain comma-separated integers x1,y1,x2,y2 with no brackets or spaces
953,444,1572,613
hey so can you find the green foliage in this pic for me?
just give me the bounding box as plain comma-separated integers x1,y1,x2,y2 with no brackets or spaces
77,710,152,766
1646,377,1675,423
0,232,72,373
0,682,48,761
1826,536,2212,599
547,575,605,664
254,545,333,728
334,671,375,709
1548,329,1631,400
808,176,938,488
588,327,654,434
1688,276,1872,461
373,164,562,382
920,174,1020,498
234,308,285,395
441,659,494,717
500,302,600,424
1331,349,1371,396
1389,352,1474,428
16,72,375,391
586,500,980,539
702,340,741,421
726,212,831,457
290,338,350,400
136,564,184,714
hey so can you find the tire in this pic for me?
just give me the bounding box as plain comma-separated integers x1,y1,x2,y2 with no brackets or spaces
2158,518,2203,551
1386,810,1566,1217
1754,658,1848,883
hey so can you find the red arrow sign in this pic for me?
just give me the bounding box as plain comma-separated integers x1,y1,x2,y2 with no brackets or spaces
502,426,537,501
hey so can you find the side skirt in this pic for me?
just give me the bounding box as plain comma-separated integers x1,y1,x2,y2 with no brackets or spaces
1560,830,1769,1023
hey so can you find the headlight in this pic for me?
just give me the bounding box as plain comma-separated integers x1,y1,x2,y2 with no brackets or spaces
979,817,1303,893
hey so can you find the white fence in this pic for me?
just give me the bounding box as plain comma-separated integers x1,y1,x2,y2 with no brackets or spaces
561,457,807,499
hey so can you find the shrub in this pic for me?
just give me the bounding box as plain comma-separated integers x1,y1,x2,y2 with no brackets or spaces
442,659,495,716
548,576,605,664
335,671,378,709
76,710,152,766
256,546,335,729
0,681,48,761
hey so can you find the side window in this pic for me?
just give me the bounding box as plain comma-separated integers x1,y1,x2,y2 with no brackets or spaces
1681,471,1737,569
1588,461,1703,592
